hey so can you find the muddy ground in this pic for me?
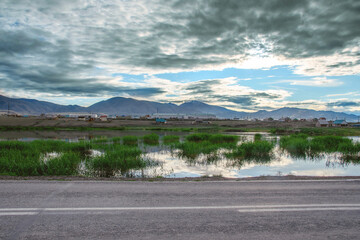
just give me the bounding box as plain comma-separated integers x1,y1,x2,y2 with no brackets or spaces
0,116,315,129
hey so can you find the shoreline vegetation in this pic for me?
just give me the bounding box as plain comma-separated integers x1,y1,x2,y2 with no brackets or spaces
1,132,359,178
280,134,360,159
0,125,360,136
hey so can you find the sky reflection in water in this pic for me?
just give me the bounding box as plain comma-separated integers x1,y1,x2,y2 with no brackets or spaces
137,136,360,178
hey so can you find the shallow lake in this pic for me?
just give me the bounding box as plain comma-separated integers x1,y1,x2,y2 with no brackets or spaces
1,131,360,178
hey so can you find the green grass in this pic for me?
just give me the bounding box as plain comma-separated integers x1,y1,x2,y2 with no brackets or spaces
176,142,224,159
123,136,138,146
110,137,122,143
185,133,238,144
87,145,144,177
3,125,359,136
309,136,353,153
227,140,275,160
279,134,310,157
177,142,237,160
338,142,360,154
208,134,238,144
176,133,238,160
91,137,109,144
0,139,150,177
185,133,211,142
254,133,262,141
163,135,180,145
0,125,223,133
0,140,86,176
271,127,360,136
143,133,159,145
280,134,360,158
45,152,82,176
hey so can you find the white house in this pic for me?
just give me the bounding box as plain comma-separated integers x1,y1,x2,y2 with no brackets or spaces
99,115,108,122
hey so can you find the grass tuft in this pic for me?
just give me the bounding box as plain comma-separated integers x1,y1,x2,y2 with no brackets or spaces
143,133,159,145
87,145,144,177
123,136,138,146
227,140,275,160
176,133,238,160
163,135,180,145
280,134,360,158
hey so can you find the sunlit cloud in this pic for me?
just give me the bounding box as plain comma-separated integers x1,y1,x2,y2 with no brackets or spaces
0,0,359,112
278,77,343,87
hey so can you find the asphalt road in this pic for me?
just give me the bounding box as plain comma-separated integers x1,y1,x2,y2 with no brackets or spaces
0,179,359,240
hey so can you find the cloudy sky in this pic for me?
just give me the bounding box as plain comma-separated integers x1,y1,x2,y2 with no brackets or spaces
0,0,359,113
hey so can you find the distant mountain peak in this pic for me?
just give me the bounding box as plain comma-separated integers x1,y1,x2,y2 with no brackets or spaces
0,95,358,121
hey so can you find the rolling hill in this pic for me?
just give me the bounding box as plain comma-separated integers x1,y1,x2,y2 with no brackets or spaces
0,95,358,121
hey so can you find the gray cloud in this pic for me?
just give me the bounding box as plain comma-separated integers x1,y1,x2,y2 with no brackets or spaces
181,79,285,108
327,101,360,107
0,0,359,100
185,80,220,94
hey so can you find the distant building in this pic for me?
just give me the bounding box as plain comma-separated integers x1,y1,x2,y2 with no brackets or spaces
188,113,217,119
69,113,97,119
152,113,217,120
332,120,348,127
192,119,211,124
316,119,329,127
99,115,108,122
152,113,187,119
155,118,167,124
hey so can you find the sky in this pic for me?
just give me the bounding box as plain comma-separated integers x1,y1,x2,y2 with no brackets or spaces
0,0,359,114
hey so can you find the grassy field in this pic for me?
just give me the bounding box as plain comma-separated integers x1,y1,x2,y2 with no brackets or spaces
1,116,360,137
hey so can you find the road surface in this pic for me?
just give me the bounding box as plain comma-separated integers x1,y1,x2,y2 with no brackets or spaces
1,179,359,239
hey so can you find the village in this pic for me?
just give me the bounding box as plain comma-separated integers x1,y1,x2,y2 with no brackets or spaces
1,110,359,128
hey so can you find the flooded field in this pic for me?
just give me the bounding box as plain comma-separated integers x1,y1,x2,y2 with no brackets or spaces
1,130,359,178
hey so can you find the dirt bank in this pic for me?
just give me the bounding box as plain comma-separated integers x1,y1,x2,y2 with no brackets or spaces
0,116,315,129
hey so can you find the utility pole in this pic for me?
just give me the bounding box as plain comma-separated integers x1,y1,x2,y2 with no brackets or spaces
7,100,10,116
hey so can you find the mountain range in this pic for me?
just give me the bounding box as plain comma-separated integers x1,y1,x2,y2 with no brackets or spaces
0,95,359,122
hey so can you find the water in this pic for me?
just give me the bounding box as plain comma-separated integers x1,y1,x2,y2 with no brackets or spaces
138,145,360,178
1,131,359,178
